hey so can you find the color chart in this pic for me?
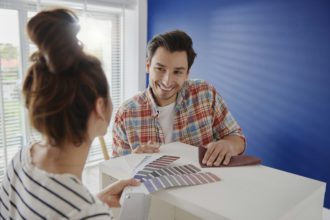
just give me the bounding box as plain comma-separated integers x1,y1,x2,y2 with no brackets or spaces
134,155,180,181
132,155,221,193
146,164,201,180
143,172,221,193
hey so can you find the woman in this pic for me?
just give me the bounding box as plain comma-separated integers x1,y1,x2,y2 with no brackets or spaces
0,8,139,219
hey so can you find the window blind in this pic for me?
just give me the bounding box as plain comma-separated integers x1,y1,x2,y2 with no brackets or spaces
0,6,25,182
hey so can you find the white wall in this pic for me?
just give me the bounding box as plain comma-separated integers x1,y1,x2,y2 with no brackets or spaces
123,0,147,101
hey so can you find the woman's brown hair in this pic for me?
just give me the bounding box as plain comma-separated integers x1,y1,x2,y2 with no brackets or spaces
23,8,110,147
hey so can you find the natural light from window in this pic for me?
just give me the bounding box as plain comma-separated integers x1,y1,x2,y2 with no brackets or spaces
78,16,112,51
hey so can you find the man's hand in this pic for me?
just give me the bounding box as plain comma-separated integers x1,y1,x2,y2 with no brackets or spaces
202,136,245,166
132,141,160,153
97,178,140,207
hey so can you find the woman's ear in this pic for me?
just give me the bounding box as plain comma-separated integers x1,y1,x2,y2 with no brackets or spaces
95,97,106,121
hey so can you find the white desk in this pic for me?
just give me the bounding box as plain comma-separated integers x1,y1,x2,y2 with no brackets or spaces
99,142,326,220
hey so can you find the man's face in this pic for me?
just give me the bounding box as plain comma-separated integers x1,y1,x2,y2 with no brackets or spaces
147,47,189,106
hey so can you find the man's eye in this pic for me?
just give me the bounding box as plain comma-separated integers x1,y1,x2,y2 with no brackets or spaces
174,71,182,75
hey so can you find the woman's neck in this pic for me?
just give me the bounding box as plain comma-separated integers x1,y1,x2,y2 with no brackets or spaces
30,140,92,180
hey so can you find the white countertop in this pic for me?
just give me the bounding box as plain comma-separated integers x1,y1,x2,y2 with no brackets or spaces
100,142,326,220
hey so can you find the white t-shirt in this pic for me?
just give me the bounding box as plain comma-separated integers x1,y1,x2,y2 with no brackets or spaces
0,142,113,219
157,102,176,144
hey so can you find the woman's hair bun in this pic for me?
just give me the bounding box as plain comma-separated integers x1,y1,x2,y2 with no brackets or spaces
27,8,83,74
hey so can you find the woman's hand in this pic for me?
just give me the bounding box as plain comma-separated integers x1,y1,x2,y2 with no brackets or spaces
97,178,140,207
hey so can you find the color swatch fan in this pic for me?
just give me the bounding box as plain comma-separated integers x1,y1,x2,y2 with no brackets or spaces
134,155,180,181
132,155,221,193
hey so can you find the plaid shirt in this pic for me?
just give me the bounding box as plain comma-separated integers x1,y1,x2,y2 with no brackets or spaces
112,79,245,156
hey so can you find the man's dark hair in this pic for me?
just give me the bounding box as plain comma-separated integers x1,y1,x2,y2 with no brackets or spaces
147,30,197,70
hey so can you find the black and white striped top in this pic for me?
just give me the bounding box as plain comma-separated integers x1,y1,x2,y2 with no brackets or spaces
0,143,113,219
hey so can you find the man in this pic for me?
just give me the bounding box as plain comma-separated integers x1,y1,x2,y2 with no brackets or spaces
112,30,245,166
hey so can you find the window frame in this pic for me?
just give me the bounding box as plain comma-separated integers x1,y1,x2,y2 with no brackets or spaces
0,0,145,181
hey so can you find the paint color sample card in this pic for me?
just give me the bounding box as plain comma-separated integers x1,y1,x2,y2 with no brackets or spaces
145,155,180,169
131,154,220,193
147,164,201,180
132,155,153,174
134,155,180,181
143,172,221,193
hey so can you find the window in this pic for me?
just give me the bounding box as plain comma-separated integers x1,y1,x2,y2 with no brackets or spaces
0,8,23,181
0,0,126,182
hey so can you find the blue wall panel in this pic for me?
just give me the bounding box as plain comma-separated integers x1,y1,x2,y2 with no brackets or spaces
148,0,330,207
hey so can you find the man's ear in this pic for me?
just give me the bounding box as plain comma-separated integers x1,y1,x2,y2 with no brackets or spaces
146,59,150,73
95,97,106,120
185,69,190,80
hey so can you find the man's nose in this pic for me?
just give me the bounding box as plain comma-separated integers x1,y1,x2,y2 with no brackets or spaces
163,71,173,85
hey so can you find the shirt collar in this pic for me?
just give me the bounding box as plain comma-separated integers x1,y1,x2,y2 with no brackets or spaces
176,81,189,106
146,86,159,117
